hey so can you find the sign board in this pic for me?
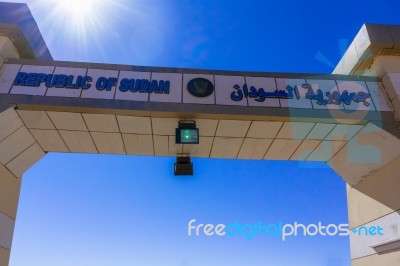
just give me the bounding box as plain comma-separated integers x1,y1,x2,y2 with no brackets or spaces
0,63,387,112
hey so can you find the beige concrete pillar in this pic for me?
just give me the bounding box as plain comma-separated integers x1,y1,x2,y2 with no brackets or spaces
331,23,400,265
0,30,22,266
347,155,400,266
329,123,400,265
0,163,20,266
0,107,45,265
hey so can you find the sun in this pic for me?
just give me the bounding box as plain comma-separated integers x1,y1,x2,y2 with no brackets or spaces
50,0,100,25
56,0,96,19
30,0,159,63
43,0,118,33
31,0,119,60
42,0,116,43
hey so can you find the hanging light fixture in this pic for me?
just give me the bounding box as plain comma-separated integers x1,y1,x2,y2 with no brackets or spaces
175,120,199,144
174,154,193,176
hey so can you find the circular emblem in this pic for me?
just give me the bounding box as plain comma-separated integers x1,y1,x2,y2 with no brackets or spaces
187,78,214,97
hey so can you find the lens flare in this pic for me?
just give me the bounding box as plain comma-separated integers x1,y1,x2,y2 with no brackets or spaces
26,0,169,65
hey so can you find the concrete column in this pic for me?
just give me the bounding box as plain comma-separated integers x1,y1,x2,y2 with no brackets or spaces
0,107,45,265
345,56,400,265
347,155,400,265
331,23,400,265
0,163,20,266
328,122,400,265
0,35,21,265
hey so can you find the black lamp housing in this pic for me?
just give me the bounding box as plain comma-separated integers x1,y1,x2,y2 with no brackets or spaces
175,120,199,144
174,154,193,176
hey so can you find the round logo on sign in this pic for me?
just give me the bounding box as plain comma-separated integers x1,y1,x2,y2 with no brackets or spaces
187,78,214,97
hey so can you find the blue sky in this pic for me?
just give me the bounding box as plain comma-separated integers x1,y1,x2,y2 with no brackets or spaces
5,0,400,266
7,0,400,73
12,155,348,266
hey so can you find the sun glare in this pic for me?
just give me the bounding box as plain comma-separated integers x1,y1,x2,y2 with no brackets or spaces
32,0,165,64
57,0,96,19
42,0,116,44
44,0,118,33
51,0,99,23
31,0,120,60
